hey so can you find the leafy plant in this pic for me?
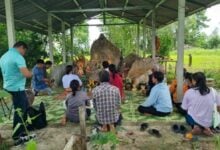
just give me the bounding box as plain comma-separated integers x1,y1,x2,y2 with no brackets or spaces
90,132,119,150
214,135,220,149
26,139,37,150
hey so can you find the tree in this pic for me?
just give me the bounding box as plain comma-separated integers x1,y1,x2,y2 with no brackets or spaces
206,28,220,49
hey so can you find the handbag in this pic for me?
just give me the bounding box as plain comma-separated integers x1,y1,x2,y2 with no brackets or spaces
212,88,220,128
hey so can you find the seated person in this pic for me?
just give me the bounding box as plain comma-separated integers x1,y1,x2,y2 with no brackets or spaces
92,70,121,132
102,61,109,72
62,65,82,94
109,64,125,101
62,80,91,124
138,71,173,117
181,72,220,136
32,59,52,95
146,64,160,96
170,72,192,103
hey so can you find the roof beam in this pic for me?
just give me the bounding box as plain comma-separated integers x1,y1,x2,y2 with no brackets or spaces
99,0,106,24
159,5,178,12
121,0,129,17
0,14,46,32
74,22,136,26
26,0,70,27
50,5,152,13
186,0,206,7
72,0,87,18
144,0,167,19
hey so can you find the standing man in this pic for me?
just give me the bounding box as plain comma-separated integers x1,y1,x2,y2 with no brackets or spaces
32,59,52,96
0,41,32,139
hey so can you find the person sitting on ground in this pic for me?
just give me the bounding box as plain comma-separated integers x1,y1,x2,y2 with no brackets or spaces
138,71,173,117
109,64,125,101
92,70,121,132
43,61,54,87
181,72,220,136
62,65,82,94
170,72,193,108
146,64,160,96
102,61,109,72
61,80,91,125
32,59,52,96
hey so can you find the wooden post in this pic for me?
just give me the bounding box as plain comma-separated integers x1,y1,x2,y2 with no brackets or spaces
79,106,87,150
176,0,185,102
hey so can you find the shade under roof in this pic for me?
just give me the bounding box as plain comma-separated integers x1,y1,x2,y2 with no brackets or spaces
0,0,219,34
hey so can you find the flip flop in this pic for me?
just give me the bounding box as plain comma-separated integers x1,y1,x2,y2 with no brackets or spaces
179,125,187,134
148,129,162,138
172,124,180,133
140,123,149,131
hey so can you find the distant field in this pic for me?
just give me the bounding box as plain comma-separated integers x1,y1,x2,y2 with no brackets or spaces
168,48,220,88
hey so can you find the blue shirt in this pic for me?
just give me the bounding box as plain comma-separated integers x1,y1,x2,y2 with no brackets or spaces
141,83,173,113
32,65,47,90
0,48,26,91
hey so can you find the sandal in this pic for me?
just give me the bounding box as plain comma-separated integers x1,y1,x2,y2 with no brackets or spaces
203,128,214,136
148,129,162,138
172,124,180,133
140,123,149,131
191,125,202,135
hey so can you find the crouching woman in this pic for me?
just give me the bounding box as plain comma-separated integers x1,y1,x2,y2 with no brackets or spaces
181,72,220,136
61,80,91,125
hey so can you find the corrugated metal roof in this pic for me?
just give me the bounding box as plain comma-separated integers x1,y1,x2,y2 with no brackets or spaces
0,0,219,34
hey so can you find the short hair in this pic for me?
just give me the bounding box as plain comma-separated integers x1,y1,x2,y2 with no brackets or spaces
45,61,52,65
13,41,28,49
152,71,164,83
65,65,73,74
36,59,44,64
102,61,109,69
99,70,110,82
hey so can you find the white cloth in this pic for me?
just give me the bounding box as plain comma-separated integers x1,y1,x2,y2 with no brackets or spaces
62,74,82,88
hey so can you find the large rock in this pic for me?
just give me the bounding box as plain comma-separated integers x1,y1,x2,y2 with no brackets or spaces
87,34,121,81
90,34,121,67
51,63,72,87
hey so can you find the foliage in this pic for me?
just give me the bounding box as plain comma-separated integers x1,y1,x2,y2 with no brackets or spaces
0,142,9,150
157,25,175,57
214,135,220,150
169,48,220,88
90,132,119,150
102,15,138,56
206,28,220,49
26,139,37,150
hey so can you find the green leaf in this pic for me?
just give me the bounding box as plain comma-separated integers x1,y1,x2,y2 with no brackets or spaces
12,123,21,136
26,139,37,150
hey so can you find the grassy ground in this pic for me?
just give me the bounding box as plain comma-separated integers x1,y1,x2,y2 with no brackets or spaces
166,48,220,88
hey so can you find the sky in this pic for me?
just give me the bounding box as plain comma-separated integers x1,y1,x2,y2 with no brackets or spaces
203,4,220,35
87,4,220,46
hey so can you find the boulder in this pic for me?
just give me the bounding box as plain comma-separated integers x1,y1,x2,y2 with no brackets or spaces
90,34,121,67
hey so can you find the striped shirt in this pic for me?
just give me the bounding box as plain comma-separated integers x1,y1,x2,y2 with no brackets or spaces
92,82,121,124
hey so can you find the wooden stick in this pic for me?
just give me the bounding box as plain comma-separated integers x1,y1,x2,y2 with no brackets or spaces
79,106,87,150
63,136,77,150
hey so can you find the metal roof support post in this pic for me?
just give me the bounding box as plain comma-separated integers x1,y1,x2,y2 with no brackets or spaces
143,18,147,58
62,21,66,63
70,26,74,60
151,9,156,60
4,0,15,47
136,23,140,55
176,0,185,102
48,13,54,64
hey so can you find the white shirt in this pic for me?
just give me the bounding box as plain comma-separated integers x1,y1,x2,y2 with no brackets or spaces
62,74,82,88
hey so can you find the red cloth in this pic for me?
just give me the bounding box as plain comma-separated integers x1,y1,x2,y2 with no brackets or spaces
109,73,125,101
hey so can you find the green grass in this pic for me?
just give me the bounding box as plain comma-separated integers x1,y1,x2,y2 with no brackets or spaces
167,48,220,88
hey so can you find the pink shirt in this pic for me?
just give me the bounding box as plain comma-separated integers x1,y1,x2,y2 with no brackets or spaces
182,88,220,127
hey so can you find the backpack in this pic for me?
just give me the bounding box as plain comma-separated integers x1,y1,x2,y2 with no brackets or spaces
27,102,47,130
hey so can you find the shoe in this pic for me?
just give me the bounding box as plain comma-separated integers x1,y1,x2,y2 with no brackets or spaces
171,124,180,133
179,125,187,134
140,123,149,131
148,129,162,138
